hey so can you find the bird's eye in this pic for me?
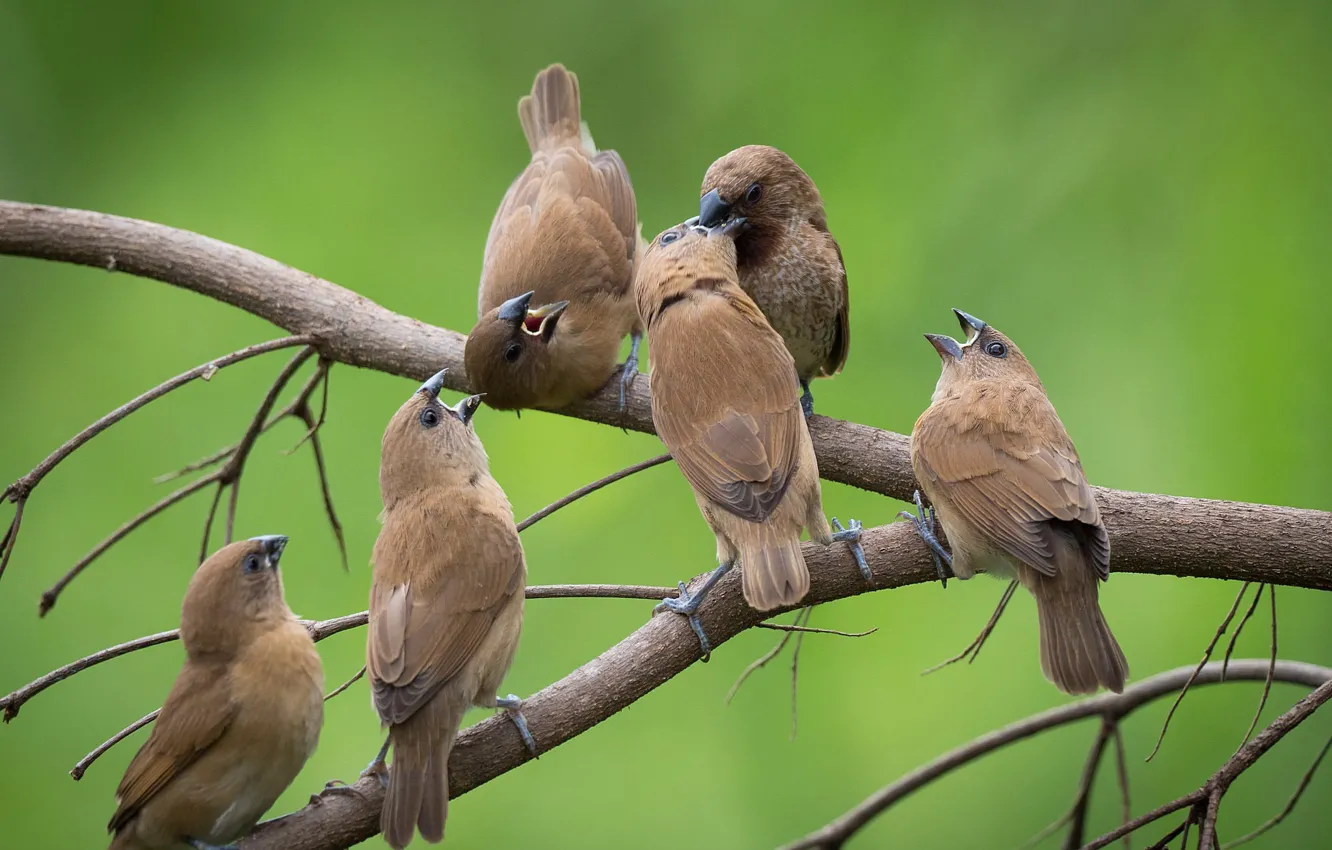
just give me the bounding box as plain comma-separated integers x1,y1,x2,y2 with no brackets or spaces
419,407,440,428
745,182,763,204
660,230,681,245
242,553,263,574
504,342,522,363
985,341,1007,358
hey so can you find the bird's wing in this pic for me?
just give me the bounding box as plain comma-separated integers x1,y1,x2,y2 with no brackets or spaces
914,382,1107,578
652,290,804,524
822,233,850,377
367,509,525,725
108,663,237,832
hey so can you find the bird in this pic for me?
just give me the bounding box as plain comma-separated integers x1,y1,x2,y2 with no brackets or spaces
905,308,1129,694
366,369,533,848
694,144,849,417
635,220,868,658
464,63,643,412
106,535,324,850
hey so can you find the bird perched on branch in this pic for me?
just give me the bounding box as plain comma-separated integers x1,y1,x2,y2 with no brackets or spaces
905,309,1129,694
694,144,849,417
106,535,323,850
366,370,534,848
635,221,868,658
465,63,643,412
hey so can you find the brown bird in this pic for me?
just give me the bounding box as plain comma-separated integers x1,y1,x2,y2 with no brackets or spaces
636,221,867,657
464,63,643,412
107,535,323,850
694,144,849,417
906,309,1129,694
366,370,532,848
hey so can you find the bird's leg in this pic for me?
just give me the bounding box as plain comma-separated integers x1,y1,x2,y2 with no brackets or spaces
186,840,238,850
322,736,391,798
799,379,815,418
653,560,735,661
494,694,539,757
829,517,871,581
618,332,643,411
899,489,953,587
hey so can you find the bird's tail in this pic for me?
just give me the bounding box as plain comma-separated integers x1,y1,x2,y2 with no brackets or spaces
382,696,465,848
739,522,810,611
1027,559,1128,695
518,63,588,154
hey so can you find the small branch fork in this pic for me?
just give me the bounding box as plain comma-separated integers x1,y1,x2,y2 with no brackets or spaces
780,661,1332,850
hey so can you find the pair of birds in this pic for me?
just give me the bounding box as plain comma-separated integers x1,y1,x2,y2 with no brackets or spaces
103,63,1127,850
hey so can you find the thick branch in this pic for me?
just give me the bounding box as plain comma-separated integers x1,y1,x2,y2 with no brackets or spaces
2,202,1329,594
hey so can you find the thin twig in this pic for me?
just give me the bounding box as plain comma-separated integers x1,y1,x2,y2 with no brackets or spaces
1112,725,1132,850
1146,585,1251,761
1142,818,1189,850
923,580,1018,675
1222,731,1332,848
1076,794,1207,850
0,496,26,583
756,623,877,638
286,357,332,454
69,709,158,780
515,453,673,533
789,606,814,740
1021,719,1114,849
1238,587,1277,746
324,665,366,702
1220,584,1261,681
727,610,803,706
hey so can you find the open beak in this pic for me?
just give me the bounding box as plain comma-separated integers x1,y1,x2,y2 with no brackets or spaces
698,188,732,228
451,394,484,426
418,368,447,400
521,300,570,340
497,291,535,325
924,333,964,361
953,308,987,344
250,534,289,570
706,217,748,239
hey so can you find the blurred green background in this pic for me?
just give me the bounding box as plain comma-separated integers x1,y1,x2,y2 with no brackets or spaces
2,1,1330,847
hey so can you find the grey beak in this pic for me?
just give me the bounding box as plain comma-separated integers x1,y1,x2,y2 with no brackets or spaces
953,309,987,336
452,394,484,426
418,369,447,400
698,189,732,228
925,333,964,361
498,291,535,325
249,534,289,569
706,217,748,239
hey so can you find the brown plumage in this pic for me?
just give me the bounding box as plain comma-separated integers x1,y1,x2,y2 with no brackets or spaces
637,222,863,651
696,145,849,415
464,63,643,411
107,536,323,850
368,372,526,848
908,309,1128,695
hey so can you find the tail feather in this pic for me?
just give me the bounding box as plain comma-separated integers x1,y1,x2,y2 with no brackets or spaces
518,64,584,154
1028,562,1128,695
381,696,465,848
740,523,809,611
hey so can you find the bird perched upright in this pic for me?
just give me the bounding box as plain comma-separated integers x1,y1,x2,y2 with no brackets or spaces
905,309,1129,694
694,145,849,416
107,536,323,850
465,63,643,412
636,221,867,657
367,370,532,848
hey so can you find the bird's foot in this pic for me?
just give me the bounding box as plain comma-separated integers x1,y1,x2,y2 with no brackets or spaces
799,380,815,418
652,562,734,661
830,517,871,581
618,333,642,412
323,738,390,799
495,694,539,757
186,840,238,850
898,490,953,587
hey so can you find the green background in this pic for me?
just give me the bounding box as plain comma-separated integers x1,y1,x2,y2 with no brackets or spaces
2,2,1330,847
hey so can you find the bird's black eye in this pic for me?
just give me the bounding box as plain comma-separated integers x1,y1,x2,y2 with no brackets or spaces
504,342,522,363
985,341,1007,358
419,406,440,428
242,553,263,574
660,230,681,245
745,182,763,204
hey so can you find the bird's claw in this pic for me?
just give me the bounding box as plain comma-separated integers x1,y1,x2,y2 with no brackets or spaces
655,581,713,661
898,490,953,587
495,694,539,757
618,334,643,412
799,379,815,418
830,517,871,581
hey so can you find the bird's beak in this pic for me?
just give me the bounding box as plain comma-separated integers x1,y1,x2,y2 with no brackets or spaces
418,368,447,400
925,333,964,362
497,291,536,325
952,309,987,344
521,300,570,340
706,217,748,239
451,394,484,426
250,534,289,570
698,189,733,228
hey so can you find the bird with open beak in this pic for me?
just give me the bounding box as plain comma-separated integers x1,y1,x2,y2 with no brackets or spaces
106,536,323,850
464,63,643,412
905,309,1129,694
366,370,534,848
635,220,868,658
694,144,849,417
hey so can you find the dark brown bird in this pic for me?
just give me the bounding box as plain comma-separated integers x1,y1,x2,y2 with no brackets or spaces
107,536,323,850
636,221,866,657
906,309,1129,694
464,63,643,412
695,144,849,417
367,370,532,848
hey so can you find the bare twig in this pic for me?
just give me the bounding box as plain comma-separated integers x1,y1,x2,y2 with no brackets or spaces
789,606,814,739
69,709,158,780
756,623,877,638
727,609,804,706
1238,587,1278,746
1112,725,1132,850
1222,731,1332,848
1142,818,1189,850
323,665,366,702
1021,718,1116,849
923,579,1018,675
515,452,673,533
1220,584,1261,681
